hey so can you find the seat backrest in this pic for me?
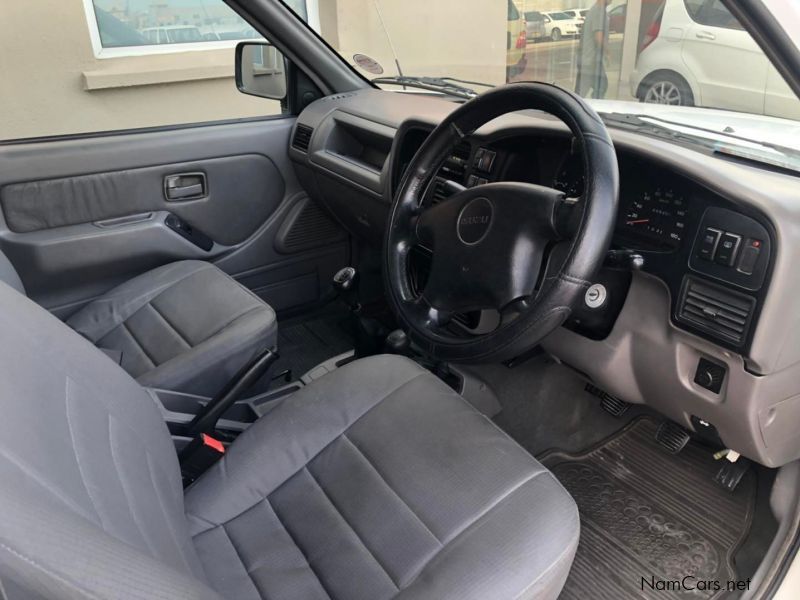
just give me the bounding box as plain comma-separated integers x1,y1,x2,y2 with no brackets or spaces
0,282,220,599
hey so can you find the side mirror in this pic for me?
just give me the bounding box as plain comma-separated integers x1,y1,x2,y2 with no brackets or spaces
235,42,287,100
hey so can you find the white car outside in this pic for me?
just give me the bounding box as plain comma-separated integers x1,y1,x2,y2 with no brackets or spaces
562,9,588,21
541,11,582,41
631,0,800,120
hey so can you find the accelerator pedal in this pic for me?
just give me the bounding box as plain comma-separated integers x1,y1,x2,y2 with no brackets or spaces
713,450,751,493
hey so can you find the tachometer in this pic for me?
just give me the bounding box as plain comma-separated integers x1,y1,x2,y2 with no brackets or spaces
618,186,687,251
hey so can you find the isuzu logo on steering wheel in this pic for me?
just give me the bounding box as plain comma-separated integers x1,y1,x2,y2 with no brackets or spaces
457,197,493,245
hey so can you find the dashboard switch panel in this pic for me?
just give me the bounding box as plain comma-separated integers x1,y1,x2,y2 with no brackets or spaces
474,148,496,172
698,227,721,261
689,207,771,291
715,232,741,267
737,239,762,275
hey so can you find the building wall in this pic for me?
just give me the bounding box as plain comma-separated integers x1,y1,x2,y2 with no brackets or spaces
320,0,507,85
0,2,278,140
1,1,509,140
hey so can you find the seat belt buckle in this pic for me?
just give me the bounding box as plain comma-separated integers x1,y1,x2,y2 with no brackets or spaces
180,433,226,487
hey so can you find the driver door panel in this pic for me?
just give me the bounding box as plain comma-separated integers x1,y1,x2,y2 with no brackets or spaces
0,118,349,318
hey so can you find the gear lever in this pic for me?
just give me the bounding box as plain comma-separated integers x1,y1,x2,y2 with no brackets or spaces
332,267,360,312
331,267,386,358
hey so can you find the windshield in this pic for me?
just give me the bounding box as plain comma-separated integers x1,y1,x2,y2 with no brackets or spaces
301,0,800,167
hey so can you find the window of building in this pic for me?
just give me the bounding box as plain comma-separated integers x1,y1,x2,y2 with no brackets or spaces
82,0,316,58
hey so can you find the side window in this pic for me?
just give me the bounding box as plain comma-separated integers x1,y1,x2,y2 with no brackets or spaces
699,0,745,30
686,0,744,30
683,0,705,21
1,0,314,140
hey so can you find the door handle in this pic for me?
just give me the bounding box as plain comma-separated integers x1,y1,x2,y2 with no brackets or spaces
695,31,716,40
164,172,207,201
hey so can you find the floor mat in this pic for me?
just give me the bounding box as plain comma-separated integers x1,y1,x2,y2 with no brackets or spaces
273,312,354,381
541,418,756,600
483,357,650,456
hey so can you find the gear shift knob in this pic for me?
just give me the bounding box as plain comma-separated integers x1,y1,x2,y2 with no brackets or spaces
332,267,359,311
332,267,358,292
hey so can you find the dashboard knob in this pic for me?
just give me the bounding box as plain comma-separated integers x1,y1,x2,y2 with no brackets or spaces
698,369,716,389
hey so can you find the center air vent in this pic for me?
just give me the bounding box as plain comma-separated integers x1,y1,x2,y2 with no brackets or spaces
439,141,472,183
292,124,314,152
677,277,755,345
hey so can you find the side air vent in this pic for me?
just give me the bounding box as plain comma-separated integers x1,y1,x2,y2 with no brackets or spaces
275,198,346,254
677,277,755,345
292,124,314,152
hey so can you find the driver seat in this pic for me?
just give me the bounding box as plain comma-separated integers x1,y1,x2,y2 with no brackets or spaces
0,280,579,600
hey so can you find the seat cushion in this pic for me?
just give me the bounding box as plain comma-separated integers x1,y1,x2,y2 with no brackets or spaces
67,260,276,396
184,355,579,600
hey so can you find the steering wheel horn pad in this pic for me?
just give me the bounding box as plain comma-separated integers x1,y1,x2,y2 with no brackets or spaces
385,82,619,362
456,196,493,245
415,182,567,315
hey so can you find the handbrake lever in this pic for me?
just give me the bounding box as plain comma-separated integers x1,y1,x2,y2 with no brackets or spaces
182,347,279,438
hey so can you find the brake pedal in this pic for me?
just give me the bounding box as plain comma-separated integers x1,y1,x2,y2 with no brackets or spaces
585,383,631,417
655,421,690,454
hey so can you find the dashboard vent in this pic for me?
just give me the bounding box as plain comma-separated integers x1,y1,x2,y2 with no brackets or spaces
439,141,472,182
320,92,356,102
677,277,755,345
431,178,449,203
292,124,314,152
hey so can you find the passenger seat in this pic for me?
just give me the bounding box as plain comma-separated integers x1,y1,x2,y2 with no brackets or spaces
0,252,276,396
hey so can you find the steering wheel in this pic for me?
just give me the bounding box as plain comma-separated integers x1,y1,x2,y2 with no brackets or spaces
384,82,619,363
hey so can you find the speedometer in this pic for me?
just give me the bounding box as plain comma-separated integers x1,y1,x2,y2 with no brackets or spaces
618,185,687,251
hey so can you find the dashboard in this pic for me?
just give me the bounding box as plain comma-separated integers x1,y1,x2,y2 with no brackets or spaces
288,88,800,468
392,130,773,352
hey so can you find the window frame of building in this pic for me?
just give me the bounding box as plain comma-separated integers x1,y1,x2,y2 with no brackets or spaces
81,0,320,59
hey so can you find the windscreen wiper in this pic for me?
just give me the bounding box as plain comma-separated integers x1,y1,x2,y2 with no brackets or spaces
371,76,491,99
633,113,800,157
598,112,721,148
599,112,800,173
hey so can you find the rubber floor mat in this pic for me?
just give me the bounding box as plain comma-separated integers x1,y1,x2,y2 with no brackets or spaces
273,313,354,381
540,418,756,600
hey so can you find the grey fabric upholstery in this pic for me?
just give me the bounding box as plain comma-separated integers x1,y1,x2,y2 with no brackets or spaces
0,281,221,599
0,280,578,599
185,355,580,600
67,260,277,395
0,250,24,294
